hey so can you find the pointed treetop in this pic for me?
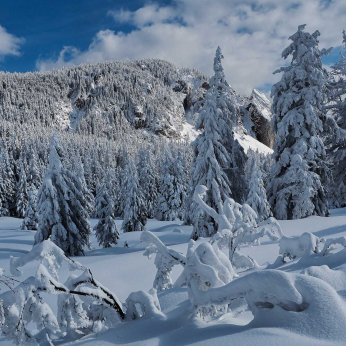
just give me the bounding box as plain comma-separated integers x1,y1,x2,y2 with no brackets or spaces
298,24,306,32
213,46,224,74
210,46,229,88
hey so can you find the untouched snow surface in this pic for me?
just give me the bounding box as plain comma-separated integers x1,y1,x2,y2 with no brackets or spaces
234,132,273,155
1,210,346,345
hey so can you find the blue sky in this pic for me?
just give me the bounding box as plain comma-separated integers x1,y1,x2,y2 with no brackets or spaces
0,0,160,72
0,0,345,94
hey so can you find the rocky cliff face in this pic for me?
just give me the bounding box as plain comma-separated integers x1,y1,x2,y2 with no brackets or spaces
240,89,274,148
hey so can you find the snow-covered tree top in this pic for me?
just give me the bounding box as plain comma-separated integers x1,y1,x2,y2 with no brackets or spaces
275,24,332,74
210,46,233,93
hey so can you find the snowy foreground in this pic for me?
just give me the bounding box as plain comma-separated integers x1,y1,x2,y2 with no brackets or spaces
2,211,346,345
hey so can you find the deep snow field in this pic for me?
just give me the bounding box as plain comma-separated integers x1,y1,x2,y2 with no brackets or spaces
2,209,346,345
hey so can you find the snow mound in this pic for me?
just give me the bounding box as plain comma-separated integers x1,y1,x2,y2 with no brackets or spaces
172,228,183,233
192,269,346,341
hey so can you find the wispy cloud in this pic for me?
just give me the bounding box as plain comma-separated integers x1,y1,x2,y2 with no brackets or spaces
0,25,24,59
36,0,346,95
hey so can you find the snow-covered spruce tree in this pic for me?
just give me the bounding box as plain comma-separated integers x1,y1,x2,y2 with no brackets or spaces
188,85,232,239
329,31,346,126
15,163,29,218
246,158,272,222
0,148,15,216
137,147,158,219
94,182,119,247
171,150,188,219
34,133,92,256
268,24,331,220
21,189,38,230
77,163,94,217
325,31,346,207
156,151,187,221
122,162,147,232
26,150,42,191
210,47,248,204
21,151,40,230
118,151,132,217
187,48,244,239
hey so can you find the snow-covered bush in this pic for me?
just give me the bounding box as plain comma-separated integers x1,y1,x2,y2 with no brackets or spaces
1,240,125,345
274,232,346,263
194,185,282,266
175,239,236,318
125,288,166,320
141,231,186,292
320,236,346,256
279,232,323,261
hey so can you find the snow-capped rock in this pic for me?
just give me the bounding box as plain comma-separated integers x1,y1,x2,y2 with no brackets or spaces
240,89,274,148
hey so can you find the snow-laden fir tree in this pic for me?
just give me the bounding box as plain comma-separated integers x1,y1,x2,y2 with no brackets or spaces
137,147,158,219
118,148,131,217
188,86,232,238
210,47,248,203
21,188,38,230
34,133,92,256
15,163,29,218
21,151,40,230
94,182,119,248
26,150,41,191
326,31,346,207
187,47,243,239
329,31,346,125
77,163,94,217
0,148,15,216
157,151,187,221
268,24,331,220
122,162,147,232
246,158,272,222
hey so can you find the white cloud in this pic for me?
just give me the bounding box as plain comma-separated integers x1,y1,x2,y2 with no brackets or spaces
36,0,346,95
108,4,177,27
0,25,24,58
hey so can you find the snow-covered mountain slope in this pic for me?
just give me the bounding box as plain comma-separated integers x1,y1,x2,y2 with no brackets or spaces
0,59,208,138
1,209,346,345
0,59,274,153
